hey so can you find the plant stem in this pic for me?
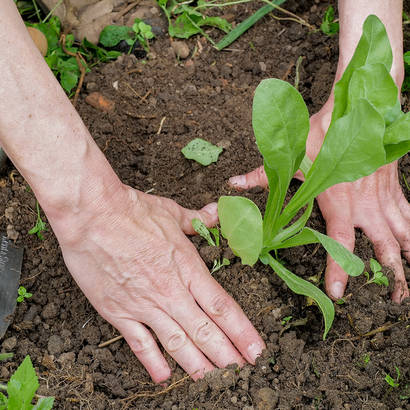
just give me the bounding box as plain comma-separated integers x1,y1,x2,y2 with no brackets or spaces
42,0,63,23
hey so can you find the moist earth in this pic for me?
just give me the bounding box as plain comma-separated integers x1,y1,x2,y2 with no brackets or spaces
1,0,410,408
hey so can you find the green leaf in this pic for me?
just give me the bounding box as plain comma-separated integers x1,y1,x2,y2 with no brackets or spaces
0,392,7,409
181,138,223,166
0,353,13,361
332,15,393,123
270,227,364,277
60,70,79,93
383,111,410,163
370,258,382,273
209,227,220,247
192,218,216,246
252,79,309,241
33,396,55,409
218,196,263,266
320,6,339,36
8,356,38,409
99,25,133,47
280,100,386,228
261,253,334,339
305,228,364,277
371,271,389,286
347,63,398,121
268,200,314,249
31,22,59,52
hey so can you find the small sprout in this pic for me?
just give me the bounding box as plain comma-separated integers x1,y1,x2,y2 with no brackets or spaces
363,258,389,287
28,201,47,240
385,366,400,388
336,298,345,305
192,218,216,246
281,316,292,326
356,353,371,368
0,353,13,361
209,227,220,247
210,257,230,274
17,286,32,303
181,138,223,166
320,5,339,36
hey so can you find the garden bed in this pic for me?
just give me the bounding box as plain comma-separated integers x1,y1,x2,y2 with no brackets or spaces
1,0,410,408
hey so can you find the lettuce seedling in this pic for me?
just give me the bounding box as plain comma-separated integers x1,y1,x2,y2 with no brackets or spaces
218,15,410,339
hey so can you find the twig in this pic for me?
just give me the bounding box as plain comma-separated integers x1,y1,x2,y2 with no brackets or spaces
60,34,86,107
98,335,124,348
125,111,156,119
114,1,140,22
157,117,166,135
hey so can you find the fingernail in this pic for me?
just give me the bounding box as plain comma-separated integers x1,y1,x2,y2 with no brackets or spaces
229,175,246,188
201,202,217,215
330,281,345,299
247,342,263,363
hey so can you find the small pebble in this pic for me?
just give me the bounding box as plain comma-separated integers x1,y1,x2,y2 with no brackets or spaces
2,336,17,351
172,41,190,59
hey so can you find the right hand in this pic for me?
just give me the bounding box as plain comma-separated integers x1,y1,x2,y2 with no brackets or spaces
51,184,265,382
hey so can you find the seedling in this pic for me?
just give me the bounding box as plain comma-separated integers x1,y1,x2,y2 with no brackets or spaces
211,258,230,274
157,0,231,43
16,286,32,303
182,138,223,166
192,218,218,246
0,355,54,409
356,353,371,369
99,18,154,53
363,258,389,287
281,315,292,325
385,366,401,388
320,5,339,36
28,201,47,240
218,16,410,339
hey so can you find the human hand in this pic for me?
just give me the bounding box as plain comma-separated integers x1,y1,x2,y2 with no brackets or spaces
229,98,410,303
51,185,265,383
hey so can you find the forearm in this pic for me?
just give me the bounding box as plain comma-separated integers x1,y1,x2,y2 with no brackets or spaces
0,1,123,233
338,0,404,84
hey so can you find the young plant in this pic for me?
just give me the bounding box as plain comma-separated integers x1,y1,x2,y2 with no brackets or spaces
157,0,231,43
363,258,389,287
182,138,223,166
211,257,230,274
320,5,339,36
218,15,410,339
26,16,120,94
0,355,54,409
99,18,154,53
385,366,401,388
16,286,32,303
28,201,47,240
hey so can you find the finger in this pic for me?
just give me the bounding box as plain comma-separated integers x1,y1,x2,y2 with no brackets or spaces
167,293,246,368
117,320,172,383
228,166,268,190
319,193,355,300
146,309,215,380
189,273,265,364
143,194,219,234
360,218,409,303
397,191,410,222
381,200,410,264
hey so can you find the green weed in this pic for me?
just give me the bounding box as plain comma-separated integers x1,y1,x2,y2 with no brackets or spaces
0,356,54,409
28,201,47,240
363,258,389,287
320,5,339,36
17,286,32,303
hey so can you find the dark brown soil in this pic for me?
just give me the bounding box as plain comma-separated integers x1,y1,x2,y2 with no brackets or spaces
1,1,410,409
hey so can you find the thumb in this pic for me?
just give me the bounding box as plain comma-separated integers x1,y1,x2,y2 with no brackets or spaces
228,166,305,191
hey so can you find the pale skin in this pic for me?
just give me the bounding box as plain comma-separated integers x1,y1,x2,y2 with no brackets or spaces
0,0,408,384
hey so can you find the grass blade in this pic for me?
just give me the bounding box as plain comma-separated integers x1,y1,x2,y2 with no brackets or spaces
215,0,287,50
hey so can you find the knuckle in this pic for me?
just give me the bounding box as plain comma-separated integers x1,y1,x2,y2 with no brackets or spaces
209,293,233,319
166,331,187,352
193,321,213,345
129,334,153,355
